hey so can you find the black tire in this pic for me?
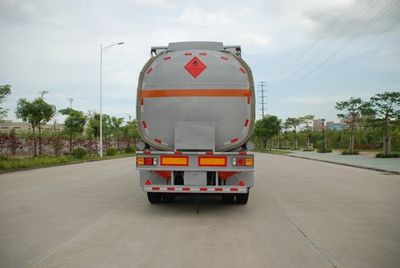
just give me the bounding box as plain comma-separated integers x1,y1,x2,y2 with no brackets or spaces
236,192,249,205
162,194,175,203
222,194,235,204
147,192,161,204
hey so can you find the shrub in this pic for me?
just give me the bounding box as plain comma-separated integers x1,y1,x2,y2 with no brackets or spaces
124,146,135,154
317,148,332,153
106,148,118,156
375,153,400,158
342,150,359,155
71,147,88,159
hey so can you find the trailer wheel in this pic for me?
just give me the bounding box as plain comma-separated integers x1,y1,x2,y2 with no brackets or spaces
236,192,249,205
147,192,161,204
222,194,235,204
162,194,175,203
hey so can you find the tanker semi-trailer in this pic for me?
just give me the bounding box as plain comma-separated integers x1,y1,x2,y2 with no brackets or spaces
135,41,255,204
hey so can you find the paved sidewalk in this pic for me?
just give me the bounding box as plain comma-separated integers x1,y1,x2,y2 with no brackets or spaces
288,151,400,174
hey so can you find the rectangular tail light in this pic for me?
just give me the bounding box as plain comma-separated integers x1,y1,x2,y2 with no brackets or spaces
198,156,227,167
137,157,158,166
160,155,189,166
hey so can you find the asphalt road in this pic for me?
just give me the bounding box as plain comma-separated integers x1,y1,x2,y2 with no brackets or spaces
0,153,399,268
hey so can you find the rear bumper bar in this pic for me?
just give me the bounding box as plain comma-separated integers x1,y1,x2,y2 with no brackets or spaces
144,185,248,193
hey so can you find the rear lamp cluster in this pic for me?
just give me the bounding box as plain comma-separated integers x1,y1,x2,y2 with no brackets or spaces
137,157,158,166
232,157,253,166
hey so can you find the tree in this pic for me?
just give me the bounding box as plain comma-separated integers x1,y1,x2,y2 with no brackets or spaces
285,117,300,150
0,85,11,121
335,97,370,154
110,116,124,152
16,98,56,156
368,91,400,156
299,115,314,150
254,115,281,150
123,119,140,148
60,108,87,153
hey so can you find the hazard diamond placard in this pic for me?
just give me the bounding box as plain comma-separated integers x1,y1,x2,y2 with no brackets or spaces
184,56,207,78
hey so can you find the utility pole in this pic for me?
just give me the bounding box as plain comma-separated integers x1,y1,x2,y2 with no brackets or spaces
258,81,267,118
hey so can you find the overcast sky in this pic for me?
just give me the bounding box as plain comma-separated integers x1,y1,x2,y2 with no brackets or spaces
1,0,399,123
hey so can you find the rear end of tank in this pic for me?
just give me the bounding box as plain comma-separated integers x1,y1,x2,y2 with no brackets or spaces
135,42,255,204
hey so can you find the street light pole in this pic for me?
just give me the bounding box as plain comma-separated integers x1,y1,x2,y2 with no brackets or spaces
99,42,124,158
39,90,49,98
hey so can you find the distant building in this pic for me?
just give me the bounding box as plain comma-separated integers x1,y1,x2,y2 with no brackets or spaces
313,119,323,131
313,119,345,131
0,120,64,133
326,123,344,130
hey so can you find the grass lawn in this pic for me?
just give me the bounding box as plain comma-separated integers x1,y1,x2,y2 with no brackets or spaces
0,153,135,172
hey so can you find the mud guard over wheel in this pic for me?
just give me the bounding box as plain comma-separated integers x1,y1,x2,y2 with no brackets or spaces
147,192,161,204
236,191,249,205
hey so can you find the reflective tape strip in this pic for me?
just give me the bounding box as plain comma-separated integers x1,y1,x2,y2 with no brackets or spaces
140,89,251,98
144,186,248,193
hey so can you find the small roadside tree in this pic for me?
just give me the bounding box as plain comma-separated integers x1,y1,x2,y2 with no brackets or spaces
285,117,300,150
254,115,281,150
60,108,87,153
335,97,370,154
0,84,11,121
299,115,314,150
16,98,56,156
368,91,400,157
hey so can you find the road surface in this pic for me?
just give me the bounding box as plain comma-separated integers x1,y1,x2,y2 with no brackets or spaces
0,153,399,268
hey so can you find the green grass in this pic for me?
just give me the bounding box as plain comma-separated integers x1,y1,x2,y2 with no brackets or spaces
253,148,293,155
0,153,135,171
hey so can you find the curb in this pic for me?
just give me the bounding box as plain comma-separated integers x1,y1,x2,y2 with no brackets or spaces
284,154,400,175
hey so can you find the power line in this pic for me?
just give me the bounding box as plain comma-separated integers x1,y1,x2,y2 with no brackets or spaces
271,0,378,91
285,0,399,92
292,15,400,90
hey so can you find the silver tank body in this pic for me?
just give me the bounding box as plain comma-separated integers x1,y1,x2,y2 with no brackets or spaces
136,42,255,151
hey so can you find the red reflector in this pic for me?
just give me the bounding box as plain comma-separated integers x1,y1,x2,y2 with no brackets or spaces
152,187,160,191
244,119,249,127
154,138,162,144
240,67,246,73
144,179,152,185
200,187,208,191
238,180,245,186
141,98,144,105
247,96,251,104
220,56,228,60
163,56,171,60
184,52,192,56
239,151,247,155
167,187,175,191
182,187,190,191
230,138,239,143
142,121,147,128
143,150,151,155
215,188,223,191
230,188,238,192
237,158,246,166
146,67,153,74
199,52,207,56
144,157,154,165
205,151,214,155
